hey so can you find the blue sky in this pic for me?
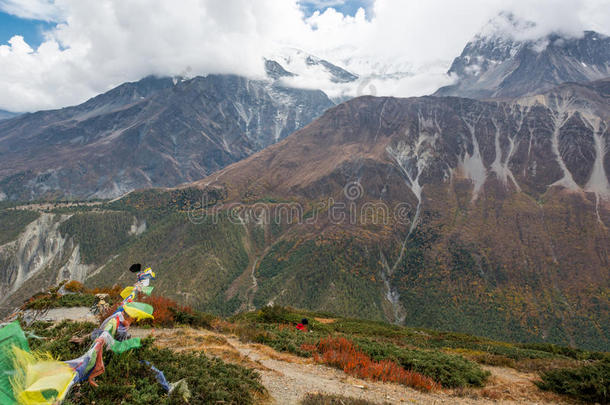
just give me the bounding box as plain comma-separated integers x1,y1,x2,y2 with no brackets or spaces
0,12,54,47
299,0,373,17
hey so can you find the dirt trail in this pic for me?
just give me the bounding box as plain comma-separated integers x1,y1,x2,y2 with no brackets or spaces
20,307,98,324
131,327,569,405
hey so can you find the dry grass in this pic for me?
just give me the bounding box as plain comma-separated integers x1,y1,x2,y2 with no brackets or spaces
468,366,576,404
513,357,583,373
314,317,337,324
248,343,310,364
133,327,272,371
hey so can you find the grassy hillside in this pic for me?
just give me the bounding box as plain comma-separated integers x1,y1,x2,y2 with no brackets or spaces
58,211,135,263
85,210,250,315
226,305,609,403
25,320,265,405
3,186,604,351
17,291,610,404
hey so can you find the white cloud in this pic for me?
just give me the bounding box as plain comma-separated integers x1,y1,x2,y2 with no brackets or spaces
0,0,63,21
0,0,608,112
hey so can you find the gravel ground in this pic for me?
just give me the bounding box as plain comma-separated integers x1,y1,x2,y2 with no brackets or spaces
21,306,97,323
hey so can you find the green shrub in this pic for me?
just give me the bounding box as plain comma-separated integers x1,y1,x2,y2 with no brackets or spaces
26,321,265,405
330,318,407,338
251,327,315,357
536,359,610,404
0,209,39,245
519,342,607,361
396,349,490,388
422,332,556,361
57,293,97,308
257,305,300,324
230,321,319,358
169,307,215,329
355,338,490,388
28,320,98,359
24,292,96,310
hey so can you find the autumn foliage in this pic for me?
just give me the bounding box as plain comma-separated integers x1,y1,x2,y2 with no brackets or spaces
98,294,213,329
140,295,194,327
302,337,439,392
64,280,86,293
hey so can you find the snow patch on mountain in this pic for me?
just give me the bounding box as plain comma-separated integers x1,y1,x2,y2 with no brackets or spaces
435,12,610,99
490,114,521,191
459,117,488,201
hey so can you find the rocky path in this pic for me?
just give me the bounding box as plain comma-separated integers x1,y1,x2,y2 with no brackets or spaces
131,327,569,405
20,306,98,324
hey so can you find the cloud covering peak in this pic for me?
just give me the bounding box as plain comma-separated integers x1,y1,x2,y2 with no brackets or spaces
0,0,608,112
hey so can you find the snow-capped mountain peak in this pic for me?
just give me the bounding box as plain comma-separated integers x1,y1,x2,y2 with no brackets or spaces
435,13,610,99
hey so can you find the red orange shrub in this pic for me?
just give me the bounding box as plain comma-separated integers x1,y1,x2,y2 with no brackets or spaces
140,295,194,327
88,284,123,298
302,337,439,392
100,295,194,326
98,292,214,329
64,280,86,293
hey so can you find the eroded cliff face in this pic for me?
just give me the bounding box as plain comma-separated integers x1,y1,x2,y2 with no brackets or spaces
202,79,610,211
0,211,131,313
0,214,69,301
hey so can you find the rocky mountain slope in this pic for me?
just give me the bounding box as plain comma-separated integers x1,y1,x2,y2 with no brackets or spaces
178,79,608,349
435,29,610,99
1,80,608,350
0,110,18,121
0,74,333,200
0,207,143,314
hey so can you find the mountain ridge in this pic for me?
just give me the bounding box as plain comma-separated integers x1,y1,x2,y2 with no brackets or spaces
0,110,18,121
